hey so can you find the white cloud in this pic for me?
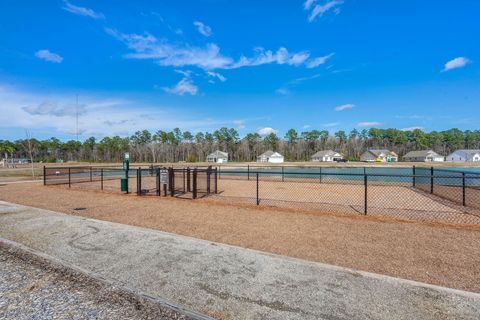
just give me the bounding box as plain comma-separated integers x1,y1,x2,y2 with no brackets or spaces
257,127,277,136
357,121,383,127
304,0,316,10
106,28,332,71
334,103,354,111
442,57,471,72
308,0,344,22
35,50,63,63
306,53,334,68
193,21,212,37
162,78,198,96
0,85,232,138
275,87,290,95
303,124,311,129
62,0,104,19
206,71,227,82
233,120,246,129
401,126,424,131
22,101,87,117
323,122,339,128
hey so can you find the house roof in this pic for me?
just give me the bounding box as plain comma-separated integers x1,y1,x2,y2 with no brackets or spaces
207,150,228,158
258,150,283,157
367,149,398,157
311,150,341,158
403,150,442,158
452,150,480,156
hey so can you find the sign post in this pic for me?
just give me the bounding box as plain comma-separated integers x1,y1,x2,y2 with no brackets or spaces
121,152,130,193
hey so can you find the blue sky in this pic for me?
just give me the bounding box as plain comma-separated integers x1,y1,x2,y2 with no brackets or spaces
1,0,479,141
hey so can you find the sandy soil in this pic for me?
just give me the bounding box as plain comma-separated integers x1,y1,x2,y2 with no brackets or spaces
1,182,480,292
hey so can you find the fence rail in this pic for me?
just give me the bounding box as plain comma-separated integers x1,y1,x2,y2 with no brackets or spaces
43,165,217,199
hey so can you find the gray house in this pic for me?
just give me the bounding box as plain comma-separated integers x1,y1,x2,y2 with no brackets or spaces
360,149,398,162
206,150,228,163
311,150,343,162
403,150,444,162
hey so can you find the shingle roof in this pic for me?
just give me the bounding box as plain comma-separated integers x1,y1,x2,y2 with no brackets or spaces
455,150,480,156
207,150,228,158
311,150,341,158
258,150,283,157
368,149,397,157
403,150,442,158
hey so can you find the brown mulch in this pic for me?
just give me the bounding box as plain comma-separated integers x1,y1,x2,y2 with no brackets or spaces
1,182,480,293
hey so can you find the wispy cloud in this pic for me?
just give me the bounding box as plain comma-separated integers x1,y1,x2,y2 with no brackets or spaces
257,127,277,136
0,85,232,137
275,73,322,95
323,122,339,128
193,21,212,37
106,28,333,71
334,103,354,111
162,78,198,96
275,88,290,95
206,71,227,82
62,0,104,19
306,53,335,68
442,57,471,72
401,126,424,131
303,124,311,129
22,101,86,117
307,0,344,22
35,50,63,63
233,120,246,129
357,121,383,127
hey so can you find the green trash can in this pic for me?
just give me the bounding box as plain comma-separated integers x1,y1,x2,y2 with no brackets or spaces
120,178,128,192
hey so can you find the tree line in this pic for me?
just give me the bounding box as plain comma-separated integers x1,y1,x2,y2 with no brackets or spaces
1,127,480,163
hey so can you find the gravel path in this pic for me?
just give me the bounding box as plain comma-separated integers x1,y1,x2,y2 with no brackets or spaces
0,246,190,320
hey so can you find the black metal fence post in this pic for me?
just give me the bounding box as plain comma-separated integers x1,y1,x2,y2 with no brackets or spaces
364,174,368,215
100,168,103,190
412,165,416,187
187,168,191,192
169,167,174,197
183,168,186,192
430,167,434,194
282,166,285,182
256,172,260,205
207,166,211,194
247,164,250,181
156,168,160,196
43,166,46,185
137,168,141,195
319,167,322,183
90,167,93,182
462,172,466,206
68,168,71,188
192,168,197,199
214,168,218,194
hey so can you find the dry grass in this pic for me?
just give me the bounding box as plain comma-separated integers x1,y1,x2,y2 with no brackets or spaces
1,182,480,292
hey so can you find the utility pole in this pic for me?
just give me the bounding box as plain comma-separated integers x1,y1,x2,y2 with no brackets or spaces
75,94,79,142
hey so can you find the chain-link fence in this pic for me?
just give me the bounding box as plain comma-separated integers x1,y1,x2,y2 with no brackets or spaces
43,165,217,199
212,167,480,225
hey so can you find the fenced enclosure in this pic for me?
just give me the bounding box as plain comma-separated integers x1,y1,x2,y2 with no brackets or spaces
43,165,217,199
43,164,480,225
211,166,480,225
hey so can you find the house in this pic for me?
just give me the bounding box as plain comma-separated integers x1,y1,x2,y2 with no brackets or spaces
257,150,284,163
360,149,398,162
206,150,228,163
311,150,343,162
446,150,480,162
403,150,444,162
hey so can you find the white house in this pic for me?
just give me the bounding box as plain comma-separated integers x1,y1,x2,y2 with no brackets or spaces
311,150,343,162
446,150,480,162
257,151,284,163
360,149,398,162
206,150,228,163
402,150,444,162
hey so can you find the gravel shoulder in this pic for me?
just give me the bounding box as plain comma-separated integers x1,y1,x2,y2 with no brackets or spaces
0,242,193,320
1,182,480,292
